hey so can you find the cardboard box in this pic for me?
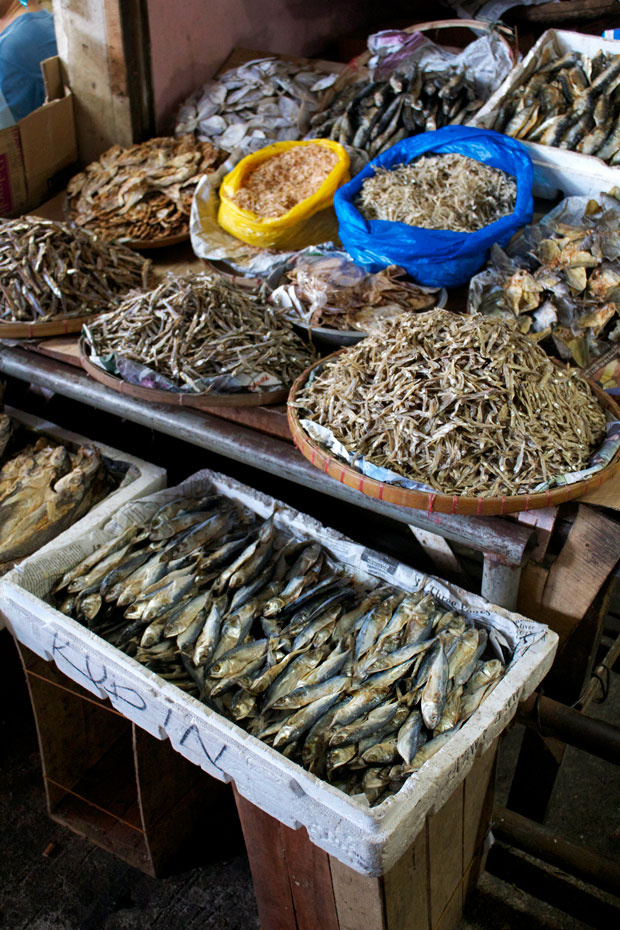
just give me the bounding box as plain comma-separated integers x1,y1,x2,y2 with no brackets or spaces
0,56,77,216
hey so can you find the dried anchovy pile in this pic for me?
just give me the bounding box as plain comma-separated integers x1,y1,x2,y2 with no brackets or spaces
86,273,316,392
357,154,517,232
0,217,150,323
67,135,223,242
55,491,506,805
494,48,620,162
294,310,607,497
232,144,338,218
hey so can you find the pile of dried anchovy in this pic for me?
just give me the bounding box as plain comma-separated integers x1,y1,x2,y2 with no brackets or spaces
494,48,620,162
294,310,608,497
310,63,484,158
0,217,150,323
86,273,316,393
67,135,223,242
175,58,337,157
55,491,506,805
357,154,517,232
232,144,338,218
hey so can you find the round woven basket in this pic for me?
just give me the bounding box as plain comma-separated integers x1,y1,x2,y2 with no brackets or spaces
287,354,620,516
0,314,96,340
80,339,289,409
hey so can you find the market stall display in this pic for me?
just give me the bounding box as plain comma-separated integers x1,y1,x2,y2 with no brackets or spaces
289,310,620,514
0,217,150,338
66,135,224,247
468,190,620,368
0,469,557,877
81,272,316,407
175,57,338,159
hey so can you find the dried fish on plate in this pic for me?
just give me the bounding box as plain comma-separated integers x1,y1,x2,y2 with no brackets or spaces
67,135,224,243
84,272,316,395
271,247,441,332
0,428,116,573
55,492,506,805
175,57,337,159
0,217,150,323
356,154,517,232
493,47,620,162
293,310,608,497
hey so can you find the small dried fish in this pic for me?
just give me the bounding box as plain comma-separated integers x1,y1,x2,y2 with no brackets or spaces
294,310,607,497
356,155,516,232
0,217,149,323
85,272,316,395
67,135,224,243
232,144,338,218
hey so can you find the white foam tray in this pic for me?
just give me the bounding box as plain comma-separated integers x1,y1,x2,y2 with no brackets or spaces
0,468,558,876
0,407,166,629
472,30,620,199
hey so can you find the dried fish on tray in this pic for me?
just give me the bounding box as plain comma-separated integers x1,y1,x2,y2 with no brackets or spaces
469,189,620,368
492,45,620,163
356,153,517,232
0,412,119,574
66,135,224,245
175,57,338,160
53,485,512,806
0,217,150,329
310,26,513,158
292,309,619,500
82,272,316,399
271,246,443,342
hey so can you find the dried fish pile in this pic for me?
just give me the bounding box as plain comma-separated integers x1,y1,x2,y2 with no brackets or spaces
294,310,608,497
232,144,338,218
469,196,620,368
85,273,315,394
310,63,483,158
356,155,517,232
175,58,337,158
54,493,506,805
494,48,620,162
272,250,440,331
0,217,150,323
67,135,223,243
0,418,115,572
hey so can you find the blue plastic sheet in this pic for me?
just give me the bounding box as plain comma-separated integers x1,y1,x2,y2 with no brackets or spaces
333,126,534,288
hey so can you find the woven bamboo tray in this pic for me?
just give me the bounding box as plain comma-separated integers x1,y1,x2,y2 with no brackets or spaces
320,20,518,112
0,315,96,340
123,230,190,250
80,339,289,409
287,354,620,516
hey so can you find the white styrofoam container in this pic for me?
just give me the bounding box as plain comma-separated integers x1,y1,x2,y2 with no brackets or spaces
0,407,166,630
0,469,558,876
472,30,620,199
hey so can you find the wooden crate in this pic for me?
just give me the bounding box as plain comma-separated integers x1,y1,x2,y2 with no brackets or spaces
233,740,498,930
17,643,239,877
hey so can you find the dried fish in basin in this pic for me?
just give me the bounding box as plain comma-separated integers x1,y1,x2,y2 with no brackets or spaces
271,248,442,332
54,492,507,805
84,272,316,395
67,135,224,243
175,57,337,158
231,144,338,218
356,154,517,232
0,217,150,324
293,310,608,498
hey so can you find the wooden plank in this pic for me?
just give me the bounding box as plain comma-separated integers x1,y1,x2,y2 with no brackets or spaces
409,527,467,584
427,784,464,929
383,829,429,930
232,786,297,930
514,505,559,562
329,856,386,930
538,504,620,643
462,743,497,870
517,563,549,621
280,823,340,930
580,468,620,511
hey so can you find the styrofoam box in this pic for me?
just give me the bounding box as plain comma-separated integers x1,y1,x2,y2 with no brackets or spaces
0,469,558,876
0,407,166,630
472,30,620,199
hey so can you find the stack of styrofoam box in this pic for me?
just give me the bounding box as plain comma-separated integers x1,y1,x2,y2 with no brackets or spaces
0,468,558,877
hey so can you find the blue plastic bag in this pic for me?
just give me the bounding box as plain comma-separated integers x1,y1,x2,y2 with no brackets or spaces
333,126,534,288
